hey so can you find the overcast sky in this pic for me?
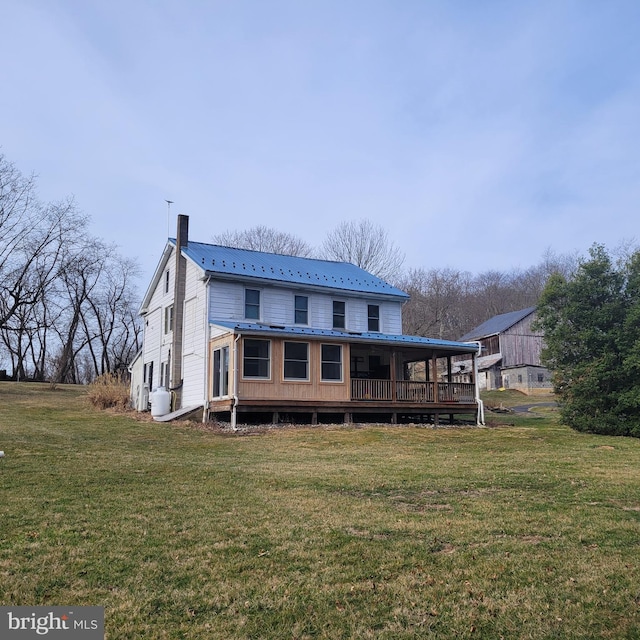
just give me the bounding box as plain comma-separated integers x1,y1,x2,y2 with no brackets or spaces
2,0,639,287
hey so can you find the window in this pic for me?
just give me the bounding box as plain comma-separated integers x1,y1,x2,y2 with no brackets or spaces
243,339,270,378
165,269,170,294
284,342,309,380
160,361,170,388
213,346,229,397
245,289,260,320
321,344,342,381
164,305,174,334
537,373,544,383
294,295,308,325
333,301,345,329
146,361,154,390
367,304,380,332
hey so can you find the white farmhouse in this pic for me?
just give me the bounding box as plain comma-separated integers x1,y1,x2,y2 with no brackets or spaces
131,215,482,426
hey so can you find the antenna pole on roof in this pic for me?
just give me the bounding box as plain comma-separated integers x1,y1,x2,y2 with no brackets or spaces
165,200,174,238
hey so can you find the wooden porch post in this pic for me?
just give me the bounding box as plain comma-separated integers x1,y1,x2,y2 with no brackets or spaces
391,349,397,402
431,355,439,402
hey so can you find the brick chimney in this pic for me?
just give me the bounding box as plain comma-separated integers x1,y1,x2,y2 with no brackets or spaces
170,214,189,407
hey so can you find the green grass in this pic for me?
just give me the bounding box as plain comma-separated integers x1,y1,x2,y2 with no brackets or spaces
1,383,639,639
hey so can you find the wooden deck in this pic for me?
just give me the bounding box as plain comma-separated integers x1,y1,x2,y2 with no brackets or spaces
208,379,478,425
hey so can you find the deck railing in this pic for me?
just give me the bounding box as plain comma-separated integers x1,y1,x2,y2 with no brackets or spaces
351,379,476,404
351,378,393,401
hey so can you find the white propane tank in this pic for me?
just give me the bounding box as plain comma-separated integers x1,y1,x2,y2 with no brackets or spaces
150,387,171,417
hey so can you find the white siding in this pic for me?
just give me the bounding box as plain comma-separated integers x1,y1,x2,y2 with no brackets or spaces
210,325,230,339
141,307,163,390
141,247,176,392
207,278,404,333
209,280,244,320
180,260,208,407
381,301,403,334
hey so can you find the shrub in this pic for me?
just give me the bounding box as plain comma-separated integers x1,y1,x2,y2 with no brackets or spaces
87,373,130,410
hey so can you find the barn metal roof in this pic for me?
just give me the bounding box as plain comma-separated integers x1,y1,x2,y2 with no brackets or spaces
211,320,480,353
171,239,409,299
458,307,537,341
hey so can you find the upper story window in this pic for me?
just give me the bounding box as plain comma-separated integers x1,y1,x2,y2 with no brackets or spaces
164,305,174,334
333,301,346,330
245,289,260,320
367,304,380,332
283,341,309,380
243,339,270,378
164,269,170,294
294,295,308,325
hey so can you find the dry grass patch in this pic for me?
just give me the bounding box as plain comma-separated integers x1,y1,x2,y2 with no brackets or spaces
86,372,131,410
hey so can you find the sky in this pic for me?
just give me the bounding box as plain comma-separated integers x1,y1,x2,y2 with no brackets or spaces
2,0,639,289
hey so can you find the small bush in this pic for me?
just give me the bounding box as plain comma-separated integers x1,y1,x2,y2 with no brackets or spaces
87,373,130,410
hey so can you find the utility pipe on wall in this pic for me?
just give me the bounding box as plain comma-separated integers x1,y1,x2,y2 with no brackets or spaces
472,342,484,425
231,333,241,431
202,276,212,423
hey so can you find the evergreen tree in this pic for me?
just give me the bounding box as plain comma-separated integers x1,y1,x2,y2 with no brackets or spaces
536,245,640,437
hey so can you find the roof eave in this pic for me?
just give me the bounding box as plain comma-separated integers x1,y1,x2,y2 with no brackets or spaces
210,322,480,354
139,243,175,315
202,269,409,301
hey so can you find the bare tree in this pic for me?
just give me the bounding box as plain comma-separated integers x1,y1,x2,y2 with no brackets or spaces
81,254,142,377
51,239,107,384
0,154,143,383
320,219,405,281
0,155,87,331
398,268,473,340
213,225,313,257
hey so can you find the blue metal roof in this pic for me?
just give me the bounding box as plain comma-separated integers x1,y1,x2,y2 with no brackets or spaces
212,320,480,353
170,239,409,299
459,307,536,341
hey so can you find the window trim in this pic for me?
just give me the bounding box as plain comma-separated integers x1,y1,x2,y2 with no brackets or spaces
332,300,346,330
212,345,230,397
244,288,261,321
283,341,310,381
164,269,170,294
164,305,174,334
294,295,309,325
242,338,271,380
367,304,380,332
321,343,343,382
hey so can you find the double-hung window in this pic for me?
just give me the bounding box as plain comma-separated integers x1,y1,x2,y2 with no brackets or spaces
321,344,342,381
367,304,380,332
294,295,308,325
245,289,260,320
164,305,174,334
333,301,346,330
284,342,309,380
243,339,270,378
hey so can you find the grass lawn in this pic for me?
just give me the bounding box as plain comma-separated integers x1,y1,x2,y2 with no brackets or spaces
1,383,639,639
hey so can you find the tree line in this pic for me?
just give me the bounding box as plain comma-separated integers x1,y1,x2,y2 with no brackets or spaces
0,154,141,383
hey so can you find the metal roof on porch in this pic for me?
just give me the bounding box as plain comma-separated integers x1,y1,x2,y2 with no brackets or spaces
210,320,480,353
